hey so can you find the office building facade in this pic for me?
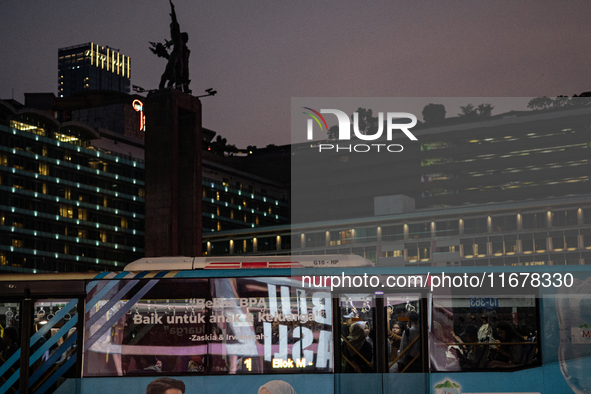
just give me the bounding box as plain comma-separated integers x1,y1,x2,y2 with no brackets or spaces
0,98,144,273
204,105,591,267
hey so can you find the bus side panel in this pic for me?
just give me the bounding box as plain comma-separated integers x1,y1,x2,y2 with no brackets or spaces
430,369,544,394
334,374,382,394
71,374,334,394
382,373,428,393
53,377,81,394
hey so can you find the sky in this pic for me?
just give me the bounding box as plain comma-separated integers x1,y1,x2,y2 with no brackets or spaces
1,1,591,148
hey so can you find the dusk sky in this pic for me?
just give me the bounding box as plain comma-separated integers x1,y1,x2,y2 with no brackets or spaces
2,1,591,148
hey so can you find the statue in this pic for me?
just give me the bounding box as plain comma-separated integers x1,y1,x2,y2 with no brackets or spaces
150,0,191,93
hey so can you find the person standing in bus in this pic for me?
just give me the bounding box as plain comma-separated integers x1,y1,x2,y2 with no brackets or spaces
342,321,373,373
386,308,403,371
398,311,421,372
1,327,19,361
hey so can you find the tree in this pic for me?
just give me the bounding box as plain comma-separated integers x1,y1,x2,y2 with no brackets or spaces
476,103,494,117
422,103,446,124
327,125,339,140
351,107,378,135
458,103,494,118
458,104,478,119
225,144,238,155
211,135,227,155
527,97,554,110
552,95,572,108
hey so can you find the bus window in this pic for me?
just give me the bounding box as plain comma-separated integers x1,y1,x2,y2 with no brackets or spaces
209,277,333,374
339,294,376,373
0,301,20,393
83,278,210,377
84,276,334,377
385,294,422,373
431,296,539,371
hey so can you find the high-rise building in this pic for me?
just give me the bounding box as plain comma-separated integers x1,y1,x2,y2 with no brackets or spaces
58,43,131,98
0,95,144,273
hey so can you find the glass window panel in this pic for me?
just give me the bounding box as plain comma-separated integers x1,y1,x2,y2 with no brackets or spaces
464,218,488,235
382,225,404,242
553,210,578,227
505,240,517,255
492,215,517,233
29,299,78,392
431,296,539,371
491,242,504,256
339,294,375,373
522,240,534,254
408,223,431,239
522,213,547,230
84,279,210,377
565,236,578,251
535,239,547,253
553,237,565,251
210,277,333,374
385,294,422,373
436,220,459,237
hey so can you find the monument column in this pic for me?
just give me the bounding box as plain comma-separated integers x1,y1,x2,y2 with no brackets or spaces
144,89,202,257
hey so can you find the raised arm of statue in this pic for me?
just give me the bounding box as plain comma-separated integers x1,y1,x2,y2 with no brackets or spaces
169,0,180,44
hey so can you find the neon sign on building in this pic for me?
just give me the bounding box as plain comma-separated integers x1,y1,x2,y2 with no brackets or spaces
132,99,145,132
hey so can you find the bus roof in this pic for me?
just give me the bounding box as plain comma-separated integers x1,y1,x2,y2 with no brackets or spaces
124,255,374,271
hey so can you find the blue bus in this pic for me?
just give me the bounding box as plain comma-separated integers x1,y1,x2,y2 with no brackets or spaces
0,255,589,394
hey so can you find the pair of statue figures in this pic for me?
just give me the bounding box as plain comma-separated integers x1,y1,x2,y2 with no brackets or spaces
150,0,191,93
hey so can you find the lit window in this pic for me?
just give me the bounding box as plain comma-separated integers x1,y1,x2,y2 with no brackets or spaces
39,163,49,176
78,209,87,221
60,205,73,218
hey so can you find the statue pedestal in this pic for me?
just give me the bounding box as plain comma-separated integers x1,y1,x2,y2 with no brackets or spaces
144,89,202,257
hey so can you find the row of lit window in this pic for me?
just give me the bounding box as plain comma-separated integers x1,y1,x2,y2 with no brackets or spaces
0,183,143,222
2,165,143,205
6,226,139,253
3,124,143,169
421,141,587,167
0,183,143,223
0,245,126,269
421,129,577,152
1,143,143,188
1,205,142,238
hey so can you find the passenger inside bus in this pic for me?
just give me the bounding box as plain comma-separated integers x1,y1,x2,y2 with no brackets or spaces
342,321,373,373
1,327,19,361
398,311,421,372
386,308,403,372
488,322,525,368
450,325,488,369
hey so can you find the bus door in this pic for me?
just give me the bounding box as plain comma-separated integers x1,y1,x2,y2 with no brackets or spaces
381,291,429,394
0,280,84,394
25,298,80,394
335,290,428,394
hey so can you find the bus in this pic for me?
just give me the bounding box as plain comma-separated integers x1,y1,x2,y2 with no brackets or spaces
0,255,589,394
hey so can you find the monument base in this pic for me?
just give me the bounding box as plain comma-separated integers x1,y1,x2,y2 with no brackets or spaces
144,89,202,257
